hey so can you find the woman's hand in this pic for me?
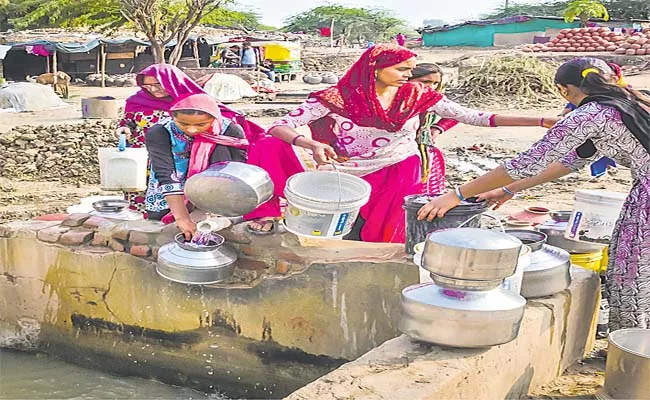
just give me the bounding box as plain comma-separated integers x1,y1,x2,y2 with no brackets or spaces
477,188,514,210
417,192,461,221
429,127,442,144
308,141,340,165
542,117,561,129
176,217,197,241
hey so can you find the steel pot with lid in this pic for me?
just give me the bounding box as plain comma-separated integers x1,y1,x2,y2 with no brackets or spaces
157,233,238,284
422,228,523,289
399,282,526,348
506,230,572,298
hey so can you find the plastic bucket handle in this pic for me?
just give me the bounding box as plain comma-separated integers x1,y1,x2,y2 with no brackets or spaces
458,213,505,232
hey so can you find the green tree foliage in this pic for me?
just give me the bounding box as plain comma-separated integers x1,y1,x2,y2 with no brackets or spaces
1,0,261,64
482,0,648,21
564,0,609,26
283,5,408,44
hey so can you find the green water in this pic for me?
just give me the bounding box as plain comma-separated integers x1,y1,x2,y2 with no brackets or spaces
0,350,225,400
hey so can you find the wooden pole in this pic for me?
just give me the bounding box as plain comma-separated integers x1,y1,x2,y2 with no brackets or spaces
46,54,51,73
193,40,199,64
330,19,335,48
52,50,58,85
96,49,101,74
100,45,106,88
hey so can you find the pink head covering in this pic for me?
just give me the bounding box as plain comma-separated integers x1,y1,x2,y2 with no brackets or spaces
161,94,249,225
125,64,204,113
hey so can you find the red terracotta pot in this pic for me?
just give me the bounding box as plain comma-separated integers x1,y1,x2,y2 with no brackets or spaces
508,207,551,226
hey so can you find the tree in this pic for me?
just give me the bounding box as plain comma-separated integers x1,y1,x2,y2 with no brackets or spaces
481,1,568,20
564,0,609,27
120,0,226,65
283,6,408,45
601,0,650,20
4,0,259,65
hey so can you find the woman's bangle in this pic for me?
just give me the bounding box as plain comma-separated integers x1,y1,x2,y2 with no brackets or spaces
540,118,545,127
291,134,305,146
502,186,515,196
454,186,466,202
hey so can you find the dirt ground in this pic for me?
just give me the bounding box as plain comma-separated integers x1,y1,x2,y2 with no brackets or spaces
1,47,648,397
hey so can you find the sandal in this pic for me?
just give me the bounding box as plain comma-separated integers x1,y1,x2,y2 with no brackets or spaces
246,219,277,236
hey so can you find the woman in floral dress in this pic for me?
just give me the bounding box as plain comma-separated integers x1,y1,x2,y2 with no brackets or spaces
245,44,557,242
419,57,650,332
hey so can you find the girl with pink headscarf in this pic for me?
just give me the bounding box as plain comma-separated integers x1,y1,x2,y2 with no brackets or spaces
117,64,263,214
144,93,248,239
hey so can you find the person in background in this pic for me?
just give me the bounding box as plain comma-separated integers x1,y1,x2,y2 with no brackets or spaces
244,44,558,241
419,57,650,333
198,38,212,68
145,94,248,239
396,33,406,47
116,64,204,214
260,59,276,82
240,41,259,69
220,45,240,67
408,63,458,194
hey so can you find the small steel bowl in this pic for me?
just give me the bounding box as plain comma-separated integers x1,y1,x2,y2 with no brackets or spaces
92,199,129,213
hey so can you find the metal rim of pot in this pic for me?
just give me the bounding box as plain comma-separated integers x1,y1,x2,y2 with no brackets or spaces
174,233,225,252
505,229,548,252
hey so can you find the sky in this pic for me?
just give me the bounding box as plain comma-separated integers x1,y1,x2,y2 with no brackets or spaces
238,0,531,28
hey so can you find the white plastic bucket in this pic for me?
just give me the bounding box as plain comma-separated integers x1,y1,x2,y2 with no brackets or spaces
502,245,530,295
565,190,627,244
284,171,371,238
98,147,148,191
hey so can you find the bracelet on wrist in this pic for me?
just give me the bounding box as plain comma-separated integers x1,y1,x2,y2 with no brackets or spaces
540,117,545,127
502,186,515,196
454,186,466,202
291,134,305,146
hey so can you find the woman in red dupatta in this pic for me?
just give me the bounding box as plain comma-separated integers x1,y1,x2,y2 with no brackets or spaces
245,44,557,242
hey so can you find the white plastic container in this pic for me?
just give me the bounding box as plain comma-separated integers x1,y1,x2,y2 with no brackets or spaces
98,146,148,192
502,245,531,295
284,171,371,238
565,190,627,244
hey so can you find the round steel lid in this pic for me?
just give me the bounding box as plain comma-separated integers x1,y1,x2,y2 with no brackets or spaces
426,228,522,251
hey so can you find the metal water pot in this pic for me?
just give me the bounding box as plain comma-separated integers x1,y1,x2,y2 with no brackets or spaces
507,230,571,299
184,162,274,217
422,228,523,289
538,211,605,254
399,282,526,348
157,233,238,284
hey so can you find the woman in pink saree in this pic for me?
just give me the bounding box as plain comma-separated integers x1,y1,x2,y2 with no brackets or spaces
246,44,556,242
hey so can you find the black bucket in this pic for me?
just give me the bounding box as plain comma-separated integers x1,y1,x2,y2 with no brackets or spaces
403,194,489,254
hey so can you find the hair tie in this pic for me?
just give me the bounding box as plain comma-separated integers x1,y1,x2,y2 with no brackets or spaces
581,68,600,78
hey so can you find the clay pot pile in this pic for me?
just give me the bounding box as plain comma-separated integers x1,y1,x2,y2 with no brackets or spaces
85,73,138,87
0,121,116,184
523,27,623,53
302,71,339,85
613,28,650,56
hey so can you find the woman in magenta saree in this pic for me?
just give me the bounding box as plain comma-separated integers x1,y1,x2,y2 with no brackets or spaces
245,44,555,242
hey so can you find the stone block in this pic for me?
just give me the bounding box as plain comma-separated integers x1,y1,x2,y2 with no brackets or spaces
83,217,113,231
129,231,153,245
1,221,61,238
59,230,94,246
124,219,165,234
275,260,290,275
37,226,70,243
109,239,126,252
130,245,151,258
61,213,91,227
91,234,110,247
110,225,130,241
34,214,68,222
